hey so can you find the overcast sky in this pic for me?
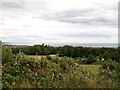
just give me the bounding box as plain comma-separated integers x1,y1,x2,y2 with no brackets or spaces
0,0,119,46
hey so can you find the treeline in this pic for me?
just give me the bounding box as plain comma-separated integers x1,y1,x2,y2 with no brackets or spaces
11,44,120,62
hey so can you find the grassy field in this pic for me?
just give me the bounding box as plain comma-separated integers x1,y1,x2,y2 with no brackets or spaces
79,64,101,75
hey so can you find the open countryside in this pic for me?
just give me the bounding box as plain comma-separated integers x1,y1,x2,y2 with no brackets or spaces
0,0,119,89
28,55,101,75
1,43,120,88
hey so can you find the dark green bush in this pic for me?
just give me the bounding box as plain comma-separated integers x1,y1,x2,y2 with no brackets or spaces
86,54,96,64
2,52,91,88
46,55,52,60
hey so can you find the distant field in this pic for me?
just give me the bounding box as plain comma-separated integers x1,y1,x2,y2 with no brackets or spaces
28,55,46,61
28,55,101,75
28,55,57,60
79,64,101,75
28,55,73,59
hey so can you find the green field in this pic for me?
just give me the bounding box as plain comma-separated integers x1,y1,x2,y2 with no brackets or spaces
79,64,101,75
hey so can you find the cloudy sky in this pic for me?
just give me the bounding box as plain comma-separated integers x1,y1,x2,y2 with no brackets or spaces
0,0,119,46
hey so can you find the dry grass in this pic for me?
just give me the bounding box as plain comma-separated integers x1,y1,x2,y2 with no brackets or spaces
28,55,47,61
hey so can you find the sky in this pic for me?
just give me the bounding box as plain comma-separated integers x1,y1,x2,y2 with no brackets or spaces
0,0,119,46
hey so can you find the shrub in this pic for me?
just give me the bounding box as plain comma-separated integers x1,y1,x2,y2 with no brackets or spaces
2,46,13,65
46,55,52,60
98,60,120,88
86,54,96,64
2,52,91,88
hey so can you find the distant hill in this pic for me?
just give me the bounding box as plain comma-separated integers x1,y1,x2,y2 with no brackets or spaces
5,45,28,48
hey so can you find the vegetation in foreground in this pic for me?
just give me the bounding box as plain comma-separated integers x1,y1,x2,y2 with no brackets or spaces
1,44,120,88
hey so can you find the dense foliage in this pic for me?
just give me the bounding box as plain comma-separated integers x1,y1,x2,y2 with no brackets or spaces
86,54,96,64
2,45,120,88
11,44,120,62
2,52,94,88
2,46,13,64
98,60,120,88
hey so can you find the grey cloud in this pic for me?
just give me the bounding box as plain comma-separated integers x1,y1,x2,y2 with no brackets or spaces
1,1,49,16
43,8,96,20
1,1,25,10
42,6,117,27
55,8,97,17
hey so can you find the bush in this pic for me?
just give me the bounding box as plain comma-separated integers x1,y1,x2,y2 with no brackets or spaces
86,54,96,64
98,60,120,88
46,55,52,60
2,46,13,64
2,52,92,88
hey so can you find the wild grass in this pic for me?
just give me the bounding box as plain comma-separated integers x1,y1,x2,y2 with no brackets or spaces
79,64,101,75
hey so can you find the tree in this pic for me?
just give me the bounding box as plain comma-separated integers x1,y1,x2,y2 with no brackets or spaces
86,54,96,64
110,51,120,62
103,51,110,60
98,53,102,61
